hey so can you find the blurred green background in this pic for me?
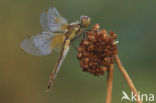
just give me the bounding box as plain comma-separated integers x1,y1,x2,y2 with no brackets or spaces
0,0,156,103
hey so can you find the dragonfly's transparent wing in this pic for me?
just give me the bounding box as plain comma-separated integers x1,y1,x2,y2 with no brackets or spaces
21,32,65,56
40,7,68,33
50,34,65,51
40,12,49,32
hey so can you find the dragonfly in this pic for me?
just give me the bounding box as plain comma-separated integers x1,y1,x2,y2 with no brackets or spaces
20,6,91,92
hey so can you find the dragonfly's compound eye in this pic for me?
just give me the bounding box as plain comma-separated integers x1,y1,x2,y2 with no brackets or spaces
80,16,91,27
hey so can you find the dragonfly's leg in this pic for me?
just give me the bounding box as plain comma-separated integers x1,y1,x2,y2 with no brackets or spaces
82,29,91,39
82,31,86,38
70,37,78,50
70,33,83,50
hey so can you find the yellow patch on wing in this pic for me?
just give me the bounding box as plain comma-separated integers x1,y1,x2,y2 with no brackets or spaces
61,24,68,31
54,18,68,31
54,18,60,23
50,34,65,49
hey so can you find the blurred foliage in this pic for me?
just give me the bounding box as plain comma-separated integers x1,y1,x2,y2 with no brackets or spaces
0,0,156,103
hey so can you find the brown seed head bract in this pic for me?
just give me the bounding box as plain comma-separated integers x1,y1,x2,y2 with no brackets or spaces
77,24,118,76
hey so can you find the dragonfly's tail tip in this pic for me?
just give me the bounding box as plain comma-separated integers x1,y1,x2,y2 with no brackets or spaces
45,87,50,92
45,84,51,92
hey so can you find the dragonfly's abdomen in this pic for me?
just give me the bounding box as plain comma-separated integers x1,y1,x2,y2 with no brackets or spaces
64,39,70,50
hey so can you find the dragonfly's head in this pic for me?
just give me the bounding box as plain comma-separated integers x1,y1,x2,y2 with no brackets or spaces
80,16,91,28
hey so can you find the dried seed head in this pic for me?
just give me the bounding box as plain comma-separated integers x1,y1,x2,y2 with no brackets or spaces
77,53,83,59
92,24,100,30
82,40,89,45
77,24,118,76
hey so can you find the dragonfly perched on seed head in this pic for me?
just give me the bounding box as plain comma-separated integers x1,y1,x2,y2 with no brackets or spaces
20,6,91,92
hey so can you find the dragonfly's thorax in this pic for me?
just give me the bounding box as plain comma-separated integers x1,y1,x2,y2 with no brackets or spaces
66,24,81,40
64,16,91,46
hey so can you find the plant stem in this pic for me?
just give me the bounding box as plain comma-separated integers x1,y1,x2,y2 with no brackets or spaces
106,64,114,103
114,55,142,103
